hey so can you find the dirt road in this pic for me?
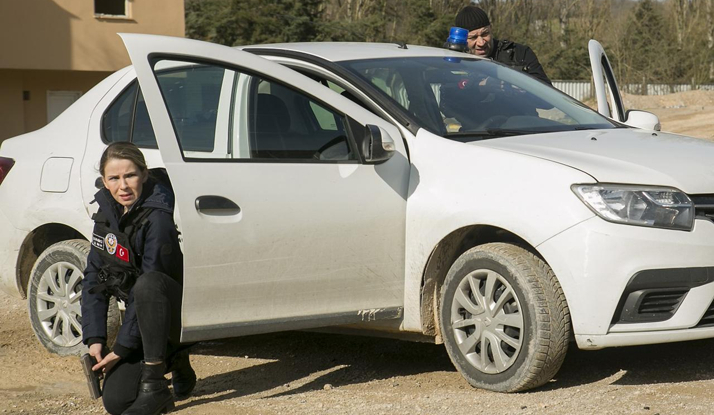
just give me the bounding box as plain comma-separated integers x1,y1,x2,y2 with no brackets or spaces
624,90,714,140
3,91,714,414
4,289,714,415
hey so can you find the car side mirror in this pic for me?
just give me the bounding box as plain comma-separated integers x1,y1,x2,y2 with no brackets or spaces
624,110,661,131
361,124,395,164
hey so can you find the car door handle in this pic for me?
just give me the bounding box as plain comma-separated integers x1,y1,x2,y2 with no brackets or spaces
195,195,241,216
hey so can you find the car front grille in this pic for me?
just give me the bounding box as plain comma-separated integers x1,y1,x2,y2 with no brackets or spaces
690,194,714,222
637,289,688,316
613,287,689,324
695,299,714,328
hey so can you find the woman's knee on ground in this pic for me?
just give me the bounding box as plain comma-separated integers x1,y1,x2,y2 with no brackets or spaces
102,391,133,415
102,358,142,414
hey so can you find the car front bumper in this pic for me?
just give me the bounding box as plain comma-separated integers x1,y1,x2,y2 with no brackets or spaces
538,216,714,350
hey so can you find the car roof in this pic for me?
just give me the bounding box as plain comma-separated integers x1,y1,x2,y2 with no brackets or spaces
238,42,481,63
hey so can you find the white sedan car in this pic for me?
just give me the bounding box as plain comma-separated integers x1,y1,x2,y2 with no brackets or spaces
1,34,713,392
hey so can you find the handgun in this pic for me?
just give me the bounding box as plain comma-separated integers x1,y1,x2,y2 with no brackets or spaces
80,353,103,399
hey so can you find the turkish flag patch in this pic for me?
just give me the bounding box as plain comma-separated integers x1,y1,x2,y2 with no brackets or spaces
116,244,130,262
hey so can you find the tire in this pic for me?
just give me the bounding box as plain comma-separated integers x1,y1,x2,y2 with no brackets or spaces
439,243,570,392
27,239,120,356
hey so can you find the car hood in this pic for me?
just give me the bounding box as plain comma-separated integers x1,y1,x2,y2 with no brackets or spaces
472,128,714,194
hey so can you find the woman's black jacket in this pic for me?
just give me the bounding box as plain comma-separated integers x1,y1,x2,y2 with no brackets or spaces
80,176,183,358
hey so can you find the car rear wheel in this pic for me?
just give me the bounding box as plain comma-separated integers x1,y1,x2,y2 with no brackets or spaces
27,239,120,356
439,243,570,392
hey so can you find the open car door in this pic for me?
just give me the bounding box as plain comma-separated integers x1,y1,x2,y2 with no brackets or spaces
588,39,626,122
589,39,660,130
120,34,410,342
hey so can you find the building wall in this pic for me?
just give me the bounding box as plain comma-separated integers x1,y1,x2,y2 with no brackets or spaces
0,0,185,71
0,72,25,141
24,70,113,134
0,0,184,144
0,69,113,142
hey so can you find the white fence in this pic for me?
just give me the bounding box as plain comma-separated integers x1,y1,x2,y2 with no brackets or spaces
552,80,714,101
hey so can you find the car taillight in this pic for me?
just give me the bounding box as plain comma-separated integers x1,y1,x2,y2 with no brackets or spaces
0,157,15,186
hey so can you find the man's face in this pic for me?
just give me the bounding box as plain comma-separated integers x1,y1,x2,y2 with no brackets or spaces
467,26,493,57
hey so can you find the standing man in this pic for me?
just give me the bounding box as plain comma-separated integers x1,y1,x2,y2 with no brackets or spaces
455,5,551,85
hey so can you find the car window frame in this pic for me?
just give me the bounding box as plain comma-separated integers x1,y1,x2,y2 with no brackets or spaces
149,55,362,165
100,80,159,149
245,48,422,136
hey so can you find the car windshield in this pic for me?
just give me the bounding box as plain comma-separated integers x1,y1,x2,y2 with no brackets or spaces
340,57,618,141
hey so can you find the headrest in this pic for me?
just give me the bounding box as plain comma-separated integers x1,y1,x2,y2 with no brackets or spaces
256,94,290,133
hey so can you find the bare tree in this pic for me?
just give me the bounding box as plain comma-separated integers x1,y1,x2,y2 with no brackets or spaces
674,0,693,48
708,0,714,79
558,0,579,48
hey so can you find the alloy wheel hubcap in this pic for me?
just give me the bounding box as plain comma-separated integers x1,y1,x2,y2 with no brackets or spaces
450,269,523,374
35,262,83,347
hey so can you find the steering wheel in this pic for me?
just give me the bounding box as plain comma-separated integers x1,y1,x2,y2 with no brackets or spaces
313,135,349,160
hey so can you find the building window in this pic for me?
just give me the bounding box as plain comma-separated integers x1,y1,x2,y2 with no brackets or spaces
95,0,128,17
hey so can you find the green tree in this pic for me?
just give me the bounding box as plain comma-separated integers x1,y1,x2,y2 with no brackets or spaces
185,0,231,43
622,0,673,85
186,0,323,46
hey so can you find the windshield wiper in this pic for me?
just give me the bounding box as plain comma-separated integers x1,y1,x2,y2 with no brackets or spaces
446,128,544,141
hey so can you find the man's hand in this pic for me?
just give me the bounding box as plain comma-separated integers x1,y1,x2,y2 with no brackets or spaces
91,348,121,373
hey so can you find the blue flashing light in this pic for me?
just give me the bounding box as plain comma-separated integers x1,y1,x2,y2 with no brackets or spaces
447,27,468,47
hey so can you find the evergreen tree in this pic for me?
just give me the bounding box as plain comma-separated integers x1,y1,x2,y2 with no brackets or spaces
622,0,670,85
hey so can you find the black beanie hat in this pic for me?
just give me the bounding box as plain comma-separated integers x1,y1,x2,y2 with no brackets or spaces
455,6,490,32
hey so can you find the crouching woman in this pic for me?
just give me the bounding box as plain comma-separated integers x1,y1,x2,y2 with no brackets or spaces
81,142,195,415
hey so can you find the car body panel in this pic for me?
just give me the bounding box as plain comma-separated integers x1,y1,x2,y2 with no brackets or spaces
0,75,123,296
121,33,410,341
539,216,714,344
400,128,597,331
0,207,27,296
477,129,714,194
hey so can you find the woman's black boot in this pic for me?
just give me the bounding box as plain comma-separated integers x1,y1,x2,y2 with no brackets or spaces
122,362,174,415
170,350,196,399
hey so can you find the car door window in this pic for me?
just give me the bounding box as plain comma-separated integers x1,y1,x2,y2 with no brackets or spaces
152,59,355,162
248,78,353,161
102,82,136,143
155,64,230,157
131,90,158,148
101,81,158,148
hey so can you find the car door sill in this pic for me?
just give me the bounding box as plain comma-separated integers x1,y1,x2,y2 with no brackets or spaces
181,306,404,343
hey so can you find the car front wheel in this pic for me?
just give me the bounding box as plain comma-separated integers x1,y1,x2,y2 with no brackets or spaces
439,243,570,392
27,239,119,356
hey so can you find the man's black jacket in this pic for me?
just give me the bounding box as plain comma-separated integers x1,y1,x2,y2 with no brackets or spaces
490,39,551,85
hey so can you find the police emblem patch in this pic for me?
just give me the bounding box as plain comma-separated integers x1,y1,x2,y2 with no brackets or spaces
92,233,104,251
105,233,118,255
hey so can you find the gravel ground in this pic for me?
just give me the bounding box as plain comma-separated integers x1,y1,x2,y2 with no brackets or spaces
3,92,714,414
4,277,714,415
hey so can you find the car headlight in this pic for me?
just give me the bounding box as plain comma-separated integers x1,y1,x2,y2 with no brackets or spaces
572,184,694,231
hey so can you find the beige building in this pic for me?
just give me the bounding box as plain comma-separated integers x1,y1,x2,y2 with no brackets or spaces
0,0,185,144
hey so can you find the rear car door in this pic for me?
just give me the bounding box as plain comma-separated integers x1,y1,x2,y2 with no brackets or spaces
121,34,410,342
